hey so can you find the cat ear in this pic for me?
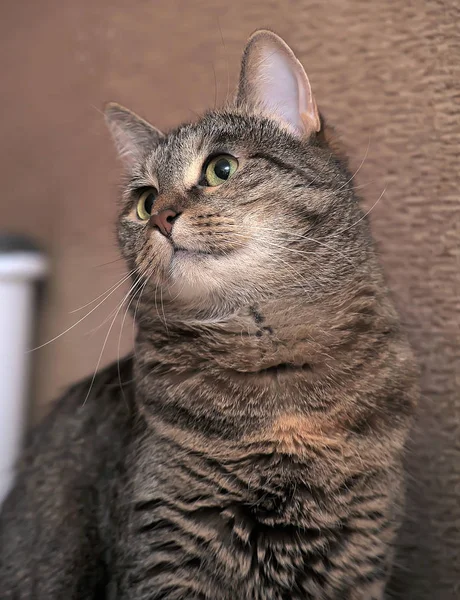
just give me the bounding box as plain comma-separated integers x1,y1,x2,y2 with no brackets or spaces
236,30,321,138
104,102,164,167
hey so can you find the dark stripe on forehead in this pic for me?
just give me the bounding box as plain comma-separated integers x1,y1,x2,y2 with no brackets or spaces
248,152,331,190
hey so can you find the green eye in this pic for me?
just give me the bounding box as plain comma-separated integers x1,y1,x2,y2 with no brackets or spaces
204,155,238,187
136,188,157,220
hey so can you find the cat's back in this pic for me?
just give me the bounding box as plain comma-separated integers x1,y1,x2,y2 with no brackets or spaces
0,357,135,599
10,355,134,488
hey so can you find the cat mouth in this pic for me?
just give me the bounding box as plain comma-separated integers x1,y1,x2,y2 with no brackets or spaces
171,242,213,258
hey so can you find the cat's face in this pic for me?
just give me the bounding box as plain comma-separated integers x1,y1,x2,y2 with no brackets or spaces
107,31,365,316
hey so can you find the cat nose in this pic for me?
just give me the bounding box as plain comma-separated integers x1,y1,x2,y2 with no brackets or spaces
149,209,180,237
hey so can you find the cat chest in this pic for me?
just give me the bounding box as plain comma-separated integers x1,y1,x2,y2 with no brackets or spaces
121,488,341,599
119,433,349,596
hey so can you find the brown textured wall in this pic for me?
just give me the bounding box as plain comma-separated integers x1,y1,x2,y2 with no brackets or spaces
0,1,458,597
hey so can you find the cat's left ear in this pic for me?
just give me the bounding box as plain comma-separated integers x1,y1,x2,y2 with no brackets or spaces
104,102,164,168
236,30,321,138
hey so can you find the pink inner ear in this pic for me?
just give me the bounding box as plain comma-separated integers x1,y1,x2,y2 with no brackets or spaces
257,48,304,133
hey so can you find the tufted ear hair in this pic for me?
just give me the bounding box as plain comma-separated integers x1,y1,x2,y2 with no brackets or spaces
236,30,321,138
104,102,164,168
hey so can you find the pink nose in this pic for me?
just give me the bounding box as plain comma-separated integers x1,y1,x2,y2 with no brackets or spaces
149,209,180,237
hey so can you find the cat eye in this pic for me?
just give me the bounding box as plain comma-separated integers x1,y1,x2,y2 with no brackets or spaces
204,155,238,187
136,188,158,220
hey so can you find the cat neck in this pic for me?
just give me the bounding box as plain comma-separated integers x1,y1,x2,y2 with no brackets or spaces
132,279,398,444
136,293,336,374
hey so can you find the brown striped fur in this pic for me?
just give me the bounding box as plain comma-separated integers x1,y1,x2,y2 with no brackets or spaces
0,31,417,599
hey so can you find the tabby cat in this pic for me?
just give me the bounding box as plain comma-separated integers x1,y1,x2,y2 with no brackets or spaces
0,30,417,599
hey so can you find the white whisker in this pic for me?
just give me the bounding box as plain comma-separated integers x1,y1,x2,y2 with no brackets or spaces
334,136,371,193
29,269,136,352
244,226,352,262
251,231,353,264
338,187,387,234
69,268,137,313
132,270,153,341
159,284,169,337
117,268,154,402
82,269,147,405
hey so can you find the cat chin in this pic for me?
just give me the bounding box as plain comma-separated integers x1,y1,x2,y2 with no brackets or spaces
163,263,243,314
167,263,225,304
161,246,270,311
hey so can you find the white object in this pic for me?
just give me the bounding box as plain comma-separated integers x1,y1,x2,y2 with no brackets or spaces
0,247,48,504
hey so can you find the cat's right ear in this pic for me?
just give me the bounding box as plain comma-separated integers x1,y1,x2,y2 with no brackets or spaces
236,30,321,138
104,103,164,168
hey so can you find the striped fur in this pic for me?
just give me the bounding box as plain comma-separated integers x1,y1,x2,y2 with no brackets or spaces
0,31,417,599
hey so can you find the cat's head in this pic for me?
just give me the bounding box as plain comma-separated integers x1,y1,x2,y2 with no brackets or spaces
105,30,371,319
